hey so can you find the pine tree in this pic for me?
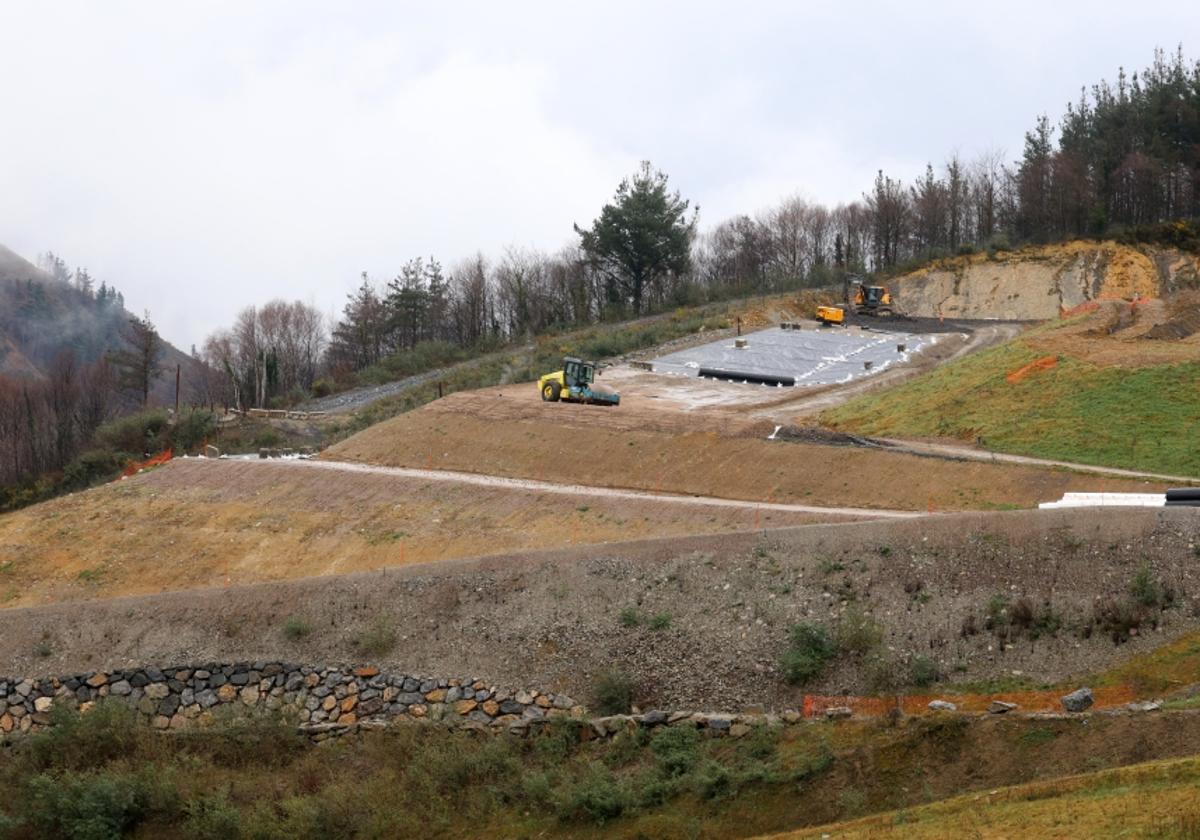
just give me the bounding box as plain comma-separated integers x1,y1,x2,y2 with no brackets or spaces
109,313,164,408
575,162,696,316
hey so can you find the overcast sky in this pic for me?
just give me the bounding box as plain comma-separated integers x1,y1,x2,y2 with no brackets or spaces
1,1,1194,348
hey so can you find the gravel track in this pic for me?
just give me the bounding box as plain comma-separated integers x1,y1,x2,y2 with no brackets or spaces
291,458,921,520
298,367,451,414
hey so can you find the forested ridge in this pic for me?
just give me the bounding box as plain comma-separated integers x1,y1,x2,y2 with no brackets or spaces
0,247,207,507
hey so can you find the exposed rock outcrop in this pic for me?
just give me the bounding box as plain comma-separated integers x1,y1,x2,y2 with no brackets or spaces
892,242,1200,320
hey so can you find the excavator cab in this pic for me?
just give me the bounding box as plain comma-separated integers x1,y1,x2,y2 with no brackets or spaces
851,281,895,317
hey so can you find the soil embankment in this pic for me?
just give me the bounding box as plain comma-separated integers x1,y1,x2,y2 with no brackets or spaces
326,389,1166,511
2,508,1197,711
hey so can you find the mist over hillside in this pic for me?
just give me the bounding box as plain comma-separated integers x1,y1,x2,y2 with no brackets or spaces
0,243,202,405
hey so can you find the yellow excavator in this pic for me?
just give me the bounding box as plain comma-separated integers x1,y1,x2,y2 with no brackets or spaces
538,356,620,406
851,281,896,317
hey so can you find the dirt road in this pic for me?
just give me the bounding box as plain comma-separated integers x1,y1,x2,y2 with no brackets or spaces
293,458,920,519
878,438,1200,484
298,366,452,413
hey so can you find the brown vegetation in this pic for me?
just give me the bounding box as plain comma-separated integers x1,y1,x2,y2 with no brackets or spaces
0,458,829,608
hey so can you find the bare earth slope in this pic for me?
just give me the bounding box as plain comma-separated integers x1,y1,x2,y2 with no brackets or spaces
892,240,1200,319
325,387,1165,511
2,508,1197,710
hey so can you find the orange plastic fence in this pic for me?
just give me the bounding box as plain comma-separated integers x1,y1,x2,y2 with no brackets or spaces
1060,301,1100,318
121,448,173,477
802,684,1136,717
1005,355,1057,384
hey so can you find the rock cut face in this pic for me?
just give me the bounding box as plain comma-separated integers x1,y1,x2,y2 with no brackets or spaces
892,242,1198,320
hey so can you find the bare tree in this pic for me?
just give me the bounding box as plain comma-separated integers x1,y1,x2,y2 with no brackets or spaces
202,300,327,410
449,254,492,346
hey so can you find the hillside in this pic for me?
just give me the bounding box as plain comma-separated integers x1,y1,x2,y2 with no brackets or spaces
774,753,1200,839
0,457,832,608
823,295,1200,476
890,240,1200,320
6,505,1195,705
324,379,1164,512
0,243,200,404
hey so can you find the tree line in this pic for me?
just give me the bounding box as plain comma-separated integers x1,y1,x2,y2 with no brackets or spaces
201,300,327,410
0,352,115,491
244,48,1189,389
0,309,167,497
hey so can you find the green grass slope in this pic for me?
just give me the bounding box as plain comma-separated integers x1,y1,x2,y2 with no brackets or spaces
777,754,1200,839
822,334,1200,477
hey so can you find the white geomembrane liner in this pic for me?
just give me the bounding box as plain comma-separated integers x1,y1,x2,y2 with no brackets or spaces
651,326,937,387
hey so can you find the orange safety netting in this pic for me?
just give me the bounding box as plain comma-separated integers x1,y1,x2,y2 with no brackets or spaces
802,684,1137,718
1060,301,1100,318
1005,355,1057,384
121,448,173,477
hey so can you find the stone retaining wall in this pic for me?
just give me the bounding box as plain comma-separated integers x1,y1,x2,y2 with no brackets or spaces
0,662,831,743
0,662,585,738
1,663,1155,745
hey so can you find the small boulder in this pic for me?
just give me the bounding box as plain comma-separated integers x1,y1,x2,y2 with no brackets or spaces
1060,688,1094,713
989,700,1018,714
640,710,669,727
824,706,853,720
928,700,958,712
145,683,170,700
705,715,733,733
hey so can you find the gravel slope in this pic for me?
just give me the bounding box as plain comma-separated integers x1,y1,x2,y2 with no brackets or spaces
3,508,1197,711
